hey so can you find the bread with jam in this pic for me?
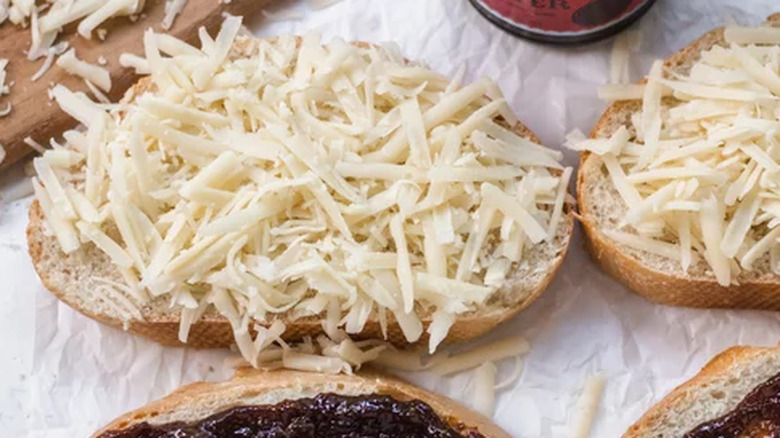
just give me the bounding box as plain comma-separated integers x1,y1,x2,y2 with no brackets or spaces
93,369,510,438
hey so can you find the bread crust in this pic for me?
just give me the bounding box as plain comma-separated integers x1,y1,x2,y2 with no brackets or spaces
27,36,574,349
92,369,511,438
622,345,780,438
577,15,780,310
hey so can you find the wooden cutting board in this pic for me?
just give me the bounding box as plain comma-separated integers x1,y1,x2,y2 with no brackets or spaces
0,0,272,170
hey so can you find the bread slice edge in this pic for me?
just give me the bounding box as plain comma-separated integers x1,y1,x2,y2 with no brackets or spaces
93,369,511,438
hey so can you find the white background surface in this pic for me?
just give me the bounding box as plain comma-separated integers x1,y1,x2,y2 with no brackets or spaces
2,0,780,436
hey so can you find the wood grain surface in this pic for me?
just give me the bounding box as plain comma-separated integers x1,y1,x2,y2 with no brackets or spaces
0,0,272,170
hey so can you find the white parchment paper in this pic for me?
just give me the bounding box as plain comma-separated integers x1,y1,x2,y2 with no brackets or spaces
2,0,780,436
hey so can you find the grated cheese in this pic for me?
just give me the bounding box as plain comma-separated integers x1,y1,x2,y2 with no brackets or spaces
0,58,9,96
597,84,649,101
494,355,524,390
309,0,343,9
3,178,35,202
32,41,69,82
569,374,606,438
227,330,528,380
8,0,148,66
261,8,304,22
162,0,187,30
119,53,151,75
0,0,186,113
473,361,497,417
609,30,640,85
33,18,569,365
724,26,780,45
56,48,112,92
0,58,9,117
572,27,780,285
23,136,45,154
429,336,530,376
77,0,143,39
50,84,102,127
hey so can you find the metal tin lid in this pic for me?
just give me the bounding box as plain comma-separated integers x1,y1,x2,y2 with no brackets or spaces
470,0,656,44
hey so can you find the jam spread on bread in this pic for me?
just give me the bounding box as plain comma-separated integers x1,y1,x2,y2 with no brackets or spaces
684,372,780,438
98,393,485,438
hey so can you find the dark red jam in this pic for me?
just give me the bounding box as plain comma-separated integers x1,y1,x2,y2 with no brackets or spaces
98,393,486,438
684,372,780,438
469,0,656,44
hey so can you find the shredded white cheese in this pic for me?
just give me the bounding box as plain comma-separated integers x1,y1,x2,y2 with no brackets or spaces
429,336,530,376
0,0,156,112
0,58,10,117
77,0,143,39
261,8,304,22
309,0,343,10
725,26,780,45
610,30,640,85
0,58,8,94
119,53,151,75
23,136,45,154
3,177,35,202
162,0,187,30
226,330,526,379
15,0,146,60
32,41,69,82
569,374,606,438
573,25,780,284
34,17,569,365
473,361,497,417
56,48,112,92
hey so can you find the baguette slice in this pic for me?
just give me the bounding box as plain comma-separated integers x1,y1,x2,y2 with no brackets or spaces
93,368,510,438
27,35,574,349
623,344,780,438
577,15,780,310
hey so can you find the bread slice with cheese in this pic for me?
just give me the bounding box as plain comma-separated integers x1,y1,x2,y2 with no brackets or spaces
93,368,511,437
623,344,780,438
577,15,780,309
27,17,574,362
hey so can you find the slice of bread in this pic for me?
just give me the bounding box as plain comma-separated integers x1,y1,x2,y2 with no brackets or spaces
623,344,780,438
577,14,780,309
93,368,511,437
27,35,574,349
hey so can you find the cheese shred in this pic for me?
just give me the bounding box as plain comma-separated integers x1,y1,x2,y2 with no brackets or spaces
569,374,606,438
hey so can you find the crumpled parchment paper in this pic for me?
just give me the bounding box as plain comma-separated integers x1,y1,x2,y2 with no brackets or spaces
2,0,780,436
